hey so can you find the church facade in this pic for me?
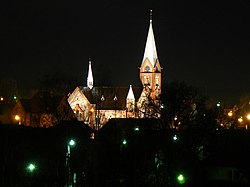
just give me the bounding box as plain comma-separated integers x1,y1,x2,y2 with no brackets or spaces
68,15,162,129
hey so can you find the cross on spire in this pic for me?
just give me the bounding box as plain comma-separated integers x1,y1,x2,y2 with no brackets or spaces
150,9,153,22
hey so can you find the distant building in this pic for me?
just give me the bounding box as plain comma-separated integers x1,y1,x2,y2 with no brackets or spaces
204,166,248,186
11,91,75,127
68,13,162,129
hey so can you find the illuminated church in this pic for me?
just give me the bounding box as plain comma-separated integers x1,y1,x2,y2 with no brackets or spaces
68,13,162,129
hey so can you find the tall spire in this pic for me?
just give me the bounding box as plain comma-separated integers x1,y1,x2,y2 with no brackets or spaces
127,85,135,100
87,58,93,89
142,9,158,67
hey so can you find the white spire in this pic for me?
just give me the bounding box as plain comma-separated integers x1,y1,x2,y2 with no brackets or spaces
87,58,93,89
142,10,158,67
127,85,135,100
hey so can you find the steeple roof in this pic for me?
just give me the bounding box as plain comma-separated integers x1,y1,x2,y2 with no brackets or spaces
87,59,93,89
142,11,158,67
127,85,135,100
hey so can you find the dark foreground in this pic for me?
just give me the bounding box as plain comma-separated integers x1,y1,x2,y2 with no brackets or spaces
1,119,250,187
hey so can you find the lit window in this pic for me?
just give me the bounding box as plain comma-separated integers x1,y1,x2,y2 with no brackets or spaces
101,95,105,101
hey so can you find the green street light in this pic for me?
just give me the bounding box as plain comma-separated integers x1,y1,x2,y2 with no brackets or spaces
122,139,127,145
27,163,36,173
177,173,186,184
67,139,76,155
69,139,75,146
173,134,178,141
66,139,76,187
134,127,140,131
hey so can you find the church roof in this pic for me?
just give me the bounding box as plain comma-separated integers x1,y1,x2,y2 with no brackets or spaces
79,86,142,110
142,16,158,67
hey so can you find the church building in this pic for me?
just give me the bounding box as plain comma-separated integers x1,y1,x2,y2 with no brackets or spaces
68,13,162,129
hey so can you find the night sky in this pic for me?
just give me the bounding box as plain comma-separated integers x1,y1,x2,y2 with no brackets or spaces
1,0,250,103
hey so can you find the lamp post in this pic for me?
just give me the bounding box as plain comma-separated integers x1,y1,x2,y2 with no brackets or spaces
66,139,75,187
25,162,37,187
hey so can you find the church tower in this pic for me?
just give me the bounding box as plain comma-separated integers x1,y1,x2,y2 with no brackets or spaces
139,10,161,103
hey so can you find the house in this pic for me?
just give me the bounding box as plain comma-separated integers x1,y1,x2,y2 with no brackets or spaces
11,91,75,127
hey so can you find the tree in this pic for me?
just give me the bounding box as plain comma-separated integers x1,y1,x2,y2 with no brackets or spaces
38,73,81,95
160,81,217,131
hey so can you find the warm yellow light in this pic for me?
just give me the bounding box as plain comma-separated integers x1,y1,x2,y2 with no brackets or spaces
174,116,178,121
228,111,233,117
238,117,243,123
90,108,95,113
247,114,250,120
15,115,20,121
0,97,3,101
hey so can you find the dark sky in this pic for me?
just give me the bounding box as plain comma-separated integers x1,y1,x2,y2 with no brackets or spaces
1,0,250,103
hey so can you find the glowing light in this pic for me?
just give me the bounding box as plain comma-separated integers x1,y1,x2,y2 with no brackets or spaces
90,133,95,139
15,115,20,121
69,139,75,146
0,97,3,101
14,115,21,125
173,135,178,141
238,117,243,123
247,114,250,120
228,111,233,117
27,163,36,172
122,139,127,145
177,173,186,184
134,127,140,131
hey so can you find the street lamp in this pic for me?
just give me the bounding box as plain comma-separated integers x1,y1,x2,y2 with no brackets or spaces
247,114,250,121
216,102,221,107
15,115,21,125
173,134,178,141
177,173,186,184
27,163,36,173
238,117,243,123
69,139,75,147
228,111,233,117
66,139,76,187
25,162,37,187
134,127,140,131
122,139,127,145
